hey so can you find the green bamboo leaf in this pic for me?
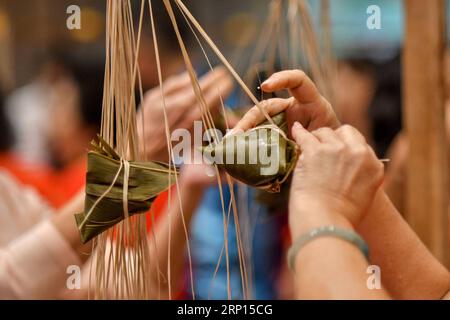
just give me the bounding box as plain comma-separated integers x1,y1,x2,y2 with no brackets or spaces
204,112,299,193
75,137,178,244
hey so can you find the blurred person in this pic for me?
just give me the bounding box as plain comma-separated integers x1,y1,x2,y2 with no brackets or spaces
234,69,450,299
42,62,104,207
0,58,103,208
5,55,69,166
0,65,233,299
383,49,450,251
335,55,402,158
3,67,448,300
0,160,217,299
0,89,51,244
335,59,376,142
0,83,57,206
46,63,103,170
384,49,450,213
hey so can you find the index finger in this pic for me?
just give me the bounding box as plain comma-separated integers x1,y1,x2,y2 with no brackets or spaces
261,70,322,105
231,98,294,133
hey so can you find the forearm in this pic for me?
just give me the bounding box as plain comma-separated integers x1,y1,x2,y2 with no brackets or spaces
290,200,389,299
148,181,205,298
294,238,389,299
52,191,91,262
357,189,450,299
1,216,83,299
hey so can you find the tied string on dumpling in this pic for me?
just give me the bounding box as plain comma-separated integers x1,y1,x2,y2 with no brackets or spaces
202,112,300,194
78,157,130,231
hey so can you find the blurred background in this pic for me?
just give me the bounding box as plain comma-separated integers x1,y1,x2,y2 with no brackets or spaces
0,0,440,89
0,0,448,299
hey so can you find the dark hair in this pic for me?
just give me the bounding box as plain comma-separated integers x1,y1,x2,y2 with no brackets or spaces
70,63,104,130
368,55,402,158
0,88,14,152
40,49,104,130
343,55,402,158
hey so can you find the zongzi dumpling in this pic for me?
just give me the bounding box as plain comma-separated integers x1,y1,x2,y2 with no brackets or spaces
75,136,178,243
203,112,299,193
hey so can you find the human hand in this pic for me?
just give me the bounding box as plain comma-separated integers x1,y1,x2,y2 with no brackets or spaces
232,70,340,134
179,162,222,191
137,67,233,162
288,123,384,235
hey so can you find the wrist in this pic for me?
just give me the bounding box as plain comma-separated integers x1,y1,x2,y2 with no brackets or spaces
291,191,364,223
289,197,354,239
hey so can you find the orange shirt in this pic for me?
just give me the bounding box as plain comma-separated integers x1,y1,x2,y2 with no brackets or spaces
0,152,169,220
0,153,85,209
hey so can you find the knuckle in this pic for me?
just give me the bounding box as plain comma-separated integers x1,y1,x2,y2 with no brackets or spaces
313,145,326,155
334,143,346,153
184,92,197,106
143,90,156,103
321,144,339,154
293,69,306,78
337,124,354,135
327,142,346,154
164,76,177,89
350,146,367,158
313,127,332,136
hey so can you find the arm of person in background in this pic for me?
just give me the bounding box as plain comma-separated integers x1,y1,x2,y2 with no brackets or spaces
137,66,233,162
136,66,233,297
233,69,450,299
357,189,450,299
0,164,216,300
369,102,450,299
147,161,221,299
288,123,388,299
0,67,233,299
0,173,88,299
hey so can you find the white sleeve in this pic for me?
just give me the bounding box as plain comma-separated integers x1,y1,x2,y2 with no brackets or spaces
0,220,81,299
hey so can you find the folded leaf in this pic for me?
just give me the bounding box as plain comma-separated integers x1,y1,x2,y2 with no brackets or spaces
203,112,299,193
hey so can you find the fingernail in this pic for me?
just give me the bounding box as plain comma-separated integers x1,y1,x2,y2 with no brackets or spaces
205,165,216,178
293,121,302,129
261,79,273,87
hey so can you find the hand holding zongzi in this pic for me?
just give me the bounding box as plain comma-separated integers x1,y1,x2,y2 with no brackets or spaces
232,69,340,135
288,123,384,234
202,112,299,193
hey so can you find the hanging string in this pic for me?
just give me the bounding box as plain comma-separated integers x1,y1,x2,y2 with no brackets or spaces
149,0,196,300
175,0,276,129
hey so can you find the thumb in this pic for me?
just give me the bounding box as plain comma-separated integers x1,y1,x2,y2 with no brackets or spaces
291,122,318,152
